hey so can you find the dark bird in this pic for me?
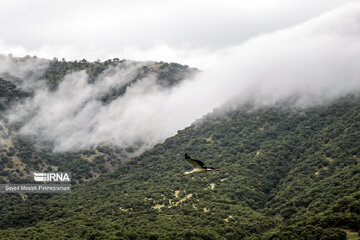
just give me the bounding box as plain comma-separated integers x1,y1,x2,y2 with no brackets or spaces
179,153,220,178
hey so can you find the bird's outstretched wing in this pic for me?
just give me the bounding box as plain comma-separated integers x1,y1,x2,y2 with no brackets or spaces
185,154,205,169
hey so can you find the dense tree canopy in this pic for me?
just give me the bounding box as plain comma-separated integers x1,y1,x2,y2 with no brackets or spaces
0,88,359,239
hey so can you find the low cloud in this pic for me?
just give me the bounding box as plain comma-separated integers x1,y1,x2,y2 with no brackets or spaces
3,3,360,152
0,55,48,86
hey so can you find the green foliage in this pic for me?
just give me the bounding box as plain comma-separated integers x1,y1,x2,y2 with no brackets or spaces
0,56,359,238
42,58,197,95
0,95,359,239
0,57,197,186
0,78,31,110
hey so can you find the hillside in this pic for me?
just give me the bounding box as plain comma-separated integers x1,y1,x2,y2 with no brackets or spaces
0,94,359,239
0,56,198,185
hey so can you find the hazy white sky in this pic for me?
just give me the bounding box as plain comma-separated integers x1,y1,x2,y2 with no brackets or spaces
0,0,355,68
2,1,360,151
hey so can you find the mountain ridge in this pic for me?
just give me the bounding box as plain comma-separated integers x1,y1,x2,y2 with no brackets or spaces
0,56,198,186
0,94,359,239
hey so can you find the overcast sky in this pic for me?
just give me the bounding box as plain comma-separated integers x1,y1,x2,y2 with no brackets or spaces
0,0,356,68
2,0,360,151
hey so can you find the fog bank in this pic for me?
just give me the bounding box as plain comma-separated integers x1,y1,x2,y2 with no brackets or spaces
3,3,360,151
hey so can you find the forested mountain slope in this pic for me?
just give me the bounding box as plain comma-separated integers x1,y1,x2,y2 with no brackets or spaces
0,56,197,185
0,95,359,239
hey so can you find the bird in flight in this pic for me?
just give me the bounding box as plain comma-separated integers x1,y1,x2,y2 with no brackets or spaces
179,153,220,178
